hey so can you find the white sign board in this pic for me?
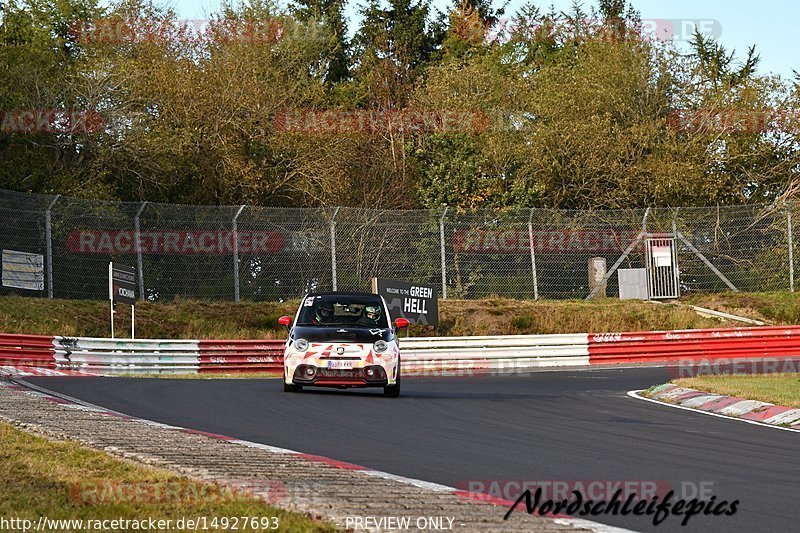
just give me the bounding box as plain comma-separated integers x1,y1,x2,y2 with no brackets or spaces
2,250,44,291
619,268,648,300
652,245,672,267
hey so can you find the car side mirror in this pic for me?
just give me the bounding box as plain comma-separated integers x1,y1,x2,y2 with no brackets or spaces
394,317,410,329
278,315,292,332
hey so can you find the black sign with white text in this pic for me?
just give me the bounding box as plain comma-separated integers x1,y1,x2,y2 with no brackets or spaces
110,263,137,304
372,278,439,326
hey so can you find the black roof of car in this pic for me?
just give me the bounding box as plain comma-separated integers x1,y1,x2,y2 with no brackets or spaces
306,291,380,298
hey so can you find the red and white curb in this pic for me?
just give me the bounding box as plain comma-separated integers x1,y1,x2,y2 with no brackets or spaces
629,384,800,433
4,377,632,533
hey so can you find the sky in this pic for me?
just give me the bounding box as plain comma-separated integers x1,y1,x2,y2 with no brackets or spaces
168,0,797,80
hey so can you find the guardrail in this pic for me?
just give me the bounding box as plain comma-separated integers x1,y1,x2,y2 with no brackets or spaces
401,334,589,372
587,326,800,365
54,337,202,373
3,325,800,376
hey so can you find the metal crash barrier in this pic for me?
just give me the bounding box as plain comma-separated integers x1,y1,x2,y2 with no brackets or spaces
2,325,800,375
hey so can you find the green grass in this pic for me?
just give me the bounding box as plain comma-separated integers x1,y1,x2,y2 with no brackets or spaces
0,294,732,339
674,373,800,408
0,421,333,532
684,291,800,325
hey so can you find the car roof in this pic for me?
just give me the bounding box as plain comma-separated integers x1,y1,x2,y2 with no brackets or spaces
306,291,380,298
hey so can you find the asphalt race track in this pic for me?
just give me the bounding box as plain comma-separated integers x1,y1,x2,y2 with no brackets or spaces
28,367,798,533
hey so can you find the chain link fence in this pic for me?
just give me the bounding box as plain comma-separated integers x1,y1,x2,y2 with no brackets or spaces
0,189,797,301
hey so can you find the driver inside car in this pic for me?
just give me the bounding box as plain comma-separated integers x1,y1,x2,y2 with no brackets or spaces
312,301,335,325
357,305,382,327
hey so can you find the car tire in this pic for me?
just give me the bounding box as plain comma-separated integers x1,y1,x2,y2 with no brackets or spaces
283,369,302,392
383,362,401,397
283,381,303,392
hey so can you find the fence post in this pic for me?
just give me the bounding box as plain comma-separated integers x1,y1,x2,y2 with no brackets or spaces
330,207,340,291
788,207,795,292
233,205,246,302
134,201,148,301
439,206,449,299
528,208,539,300
45,194,60,299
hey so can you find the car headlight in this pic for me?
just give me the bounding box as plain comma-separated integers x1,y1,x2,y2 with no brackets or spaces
294,338,309,352
373,340,388,353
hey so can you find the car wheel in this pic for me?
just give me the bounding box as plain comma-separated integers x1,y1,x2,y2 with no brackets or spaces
283,368,302,392
383,362,400,397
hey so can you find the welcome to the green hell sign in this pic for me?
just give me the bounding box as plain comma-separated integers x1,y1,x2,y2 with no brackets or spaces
372,278,439,327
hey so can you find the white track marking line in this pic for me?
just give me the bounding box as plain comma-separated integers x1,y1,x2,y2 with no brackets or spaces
627,390,800,434
554,517,637,533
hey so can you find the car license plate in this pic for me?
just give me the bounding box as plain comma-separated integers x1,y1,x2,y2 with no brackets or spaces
326,360,355,370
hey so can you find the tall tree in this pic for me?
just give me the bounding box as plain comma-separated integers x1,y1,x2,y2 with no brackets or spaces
353,0,443,108
292,0,350,84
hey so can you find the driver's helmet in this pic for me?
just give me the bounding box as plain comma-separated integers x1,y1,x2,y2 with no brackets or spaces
316,301,334,321
364,305,381,321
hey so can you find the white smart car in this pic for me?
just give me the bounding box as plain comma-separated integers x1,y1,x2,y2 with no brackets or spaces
279,292,409,397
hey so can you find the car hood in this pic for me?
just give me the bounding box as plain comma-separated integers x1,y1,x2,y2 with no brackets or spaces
292,325,393,343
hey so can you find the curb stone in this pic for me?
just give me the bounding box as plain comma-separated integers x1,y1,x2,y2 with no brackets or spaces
641,383,800,429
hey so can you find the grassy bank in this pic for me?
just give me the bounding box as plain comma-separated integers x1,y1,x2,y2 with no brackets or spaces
674,373,800,408
0,421,332,532
684,292,800,326
0,295,729,339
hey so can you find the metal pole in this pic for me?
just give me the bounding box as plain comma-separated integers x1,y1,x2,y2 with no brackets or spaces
134,201,148,301
672,207,680,296
439,206,449,300
108,262,115,338
330,207,340,291
528,208,539,300
788,208,795,292
671,207,679,237
233,205,245,302
131,305,135,339
45,194,60,298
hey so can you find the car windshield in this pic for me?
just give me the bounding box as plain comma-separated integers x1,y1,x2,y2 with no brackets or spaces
297,295,388,328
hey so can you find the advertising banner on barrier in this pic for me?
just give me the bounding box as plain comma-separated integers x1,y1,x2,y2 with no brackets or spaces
371,278,439,326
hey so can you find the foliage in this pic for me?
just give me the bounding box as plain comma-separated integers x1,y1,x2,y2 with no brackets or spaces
0,0,798,209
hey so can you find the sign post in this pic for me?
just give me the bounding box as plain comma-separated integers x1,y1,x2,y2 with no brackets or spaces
371,278,439,335
109,262,137,338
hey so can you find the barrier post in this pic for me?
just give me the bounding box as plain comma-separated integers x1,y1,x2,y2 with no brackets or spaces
108,262,115,338
233,205,245,302
330,207,340,291
788,208,795,292
528,208,539,300
45,194,60,298
439,206,449,299
134,201,148,301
